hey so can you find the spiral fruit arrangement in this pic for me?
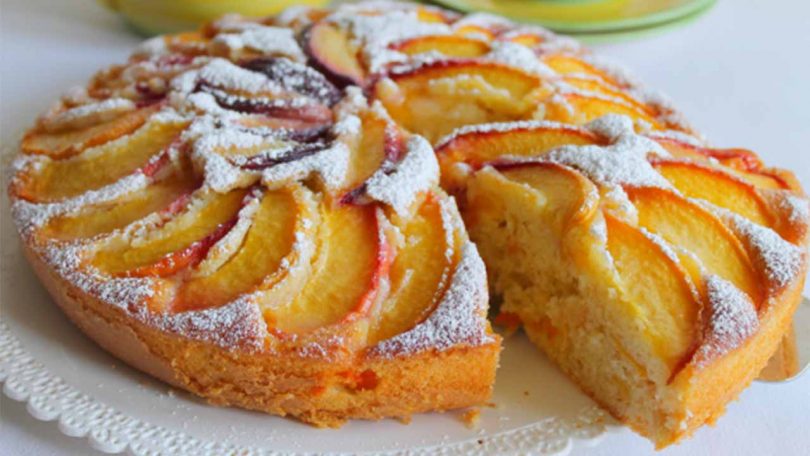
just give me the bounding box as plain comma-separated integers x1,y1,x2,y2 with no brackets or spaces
8,1,808,448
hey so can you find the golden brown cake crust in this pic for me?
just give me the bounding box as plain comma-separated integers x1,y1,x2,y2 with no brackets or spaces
23,241,500,426
7,0,808,445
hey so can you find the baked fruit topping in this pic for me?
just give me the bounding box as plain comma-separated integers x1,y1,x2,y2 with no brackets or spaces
7,1,808,448
8,1,504,429
444,115,808,447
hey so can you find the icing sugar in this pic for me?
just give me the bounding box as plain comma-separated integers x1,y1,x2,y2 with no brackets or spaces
781,194,810,225
368,241,494,358
434,119,588,149
331,8,450,73
155,297,267,350
212,26,306,62
134,36,169,58
10,0,802,362
693,275,759,367
195,58,285,95
485,41,557,79
41,98,136,132
713,206,805,292
365,136,439,215
11,173,150,236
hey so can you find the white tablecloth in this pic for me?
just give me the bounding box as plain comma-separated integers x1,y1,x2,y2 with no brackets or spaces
1,0,808,454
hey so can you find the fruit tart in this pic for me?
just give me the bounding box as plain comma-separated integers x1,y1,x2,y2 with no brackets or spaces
7,0,809,448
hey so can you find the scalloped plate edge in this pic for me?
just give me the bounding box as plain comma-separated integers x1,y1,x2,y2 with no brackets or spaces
0,319,614,455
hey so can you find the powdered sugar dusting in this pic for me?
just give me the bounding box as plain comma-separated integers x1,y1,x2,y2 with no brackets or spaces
155,297,267,350
212,26,305,62
693,275,759,367
331,7,450,73
11,173,150,236
713,206,805,292
368,242,494,358
435,119,586,150
41,242,157,311
365,136,439,215
41,98,136,133
781,194,810,225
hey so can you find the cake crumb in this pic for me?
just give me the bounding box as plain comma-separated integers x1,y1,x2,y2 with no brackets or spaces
461,408,481,429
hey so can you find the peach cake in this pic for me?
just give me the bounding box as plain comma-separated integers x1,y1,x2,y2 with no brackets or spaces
6,0,809,448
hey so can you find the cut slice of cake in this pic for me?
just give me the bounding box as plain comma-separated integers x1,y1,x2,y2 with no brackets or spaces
437,115,808,447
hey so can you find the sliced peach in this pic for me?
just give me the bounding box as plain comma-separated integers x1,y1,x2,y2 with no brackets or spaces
496,162,600,229
604,213,700,377
266,203,389,333
652,160,775,228
21,104,159,159
13,119,188,203
375,60,543,142
435,122,598,189
652,138,796,190
506,33,543,47
340,114,406,202
43,166,200,241
305,21,366,86
545,93,662,129
161,32,210,58
175,187,313,312
241,57,342,107
453,24,495,40
542,54,622,87
344,113,391,189
625,186,762,307
563,76,655,117
92,188,248,277
206,89,333,123
367,195,455,344
416,7,452,24
393,34,489,58
654,137,763,172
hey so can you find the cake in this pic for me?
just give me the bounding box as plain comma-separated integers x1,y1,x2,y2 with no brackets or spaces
6,4,504,427
7,0,808,448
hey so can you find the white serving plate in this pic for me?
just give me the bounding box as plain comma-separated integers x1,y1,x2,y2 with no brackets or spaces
0,193,614,455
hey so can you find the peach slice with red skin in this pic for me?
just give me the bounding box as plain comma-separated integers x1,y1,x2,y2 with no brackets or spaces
435,122,600,190
240,57,343,107
563,76,656,117
652,137,795,191
92,188,250,278
266,203,391,333
21,104,160,159
625,186,763,308
174,186,313,312
375,60,543,142
340,114,407,204
305,21,366,87
604,213,700,378
653,137,763,172
43,162,201,241
651,159,775,229
545,93,663,129
506,33,544,47
453,24,496,40
392,34,490,58
542,54,624,88
367,193,456,345
13,118,188,203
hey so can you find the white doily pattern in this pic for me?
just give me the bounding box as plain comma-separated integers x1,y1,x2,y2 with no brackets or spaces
0,319,610,455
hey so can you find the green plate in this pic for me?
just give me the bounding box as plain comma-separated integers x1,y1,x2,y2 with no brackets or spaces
430,0,716,34
568,0,717,44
